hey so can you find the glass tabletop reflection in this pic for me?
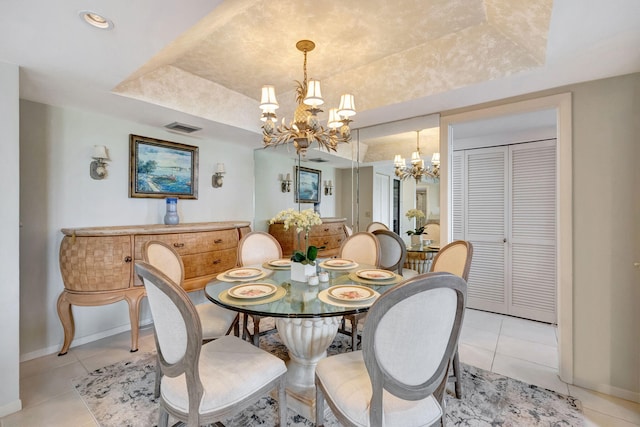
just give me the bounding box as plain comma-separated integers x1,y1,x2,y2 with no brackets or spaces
205,262,397,318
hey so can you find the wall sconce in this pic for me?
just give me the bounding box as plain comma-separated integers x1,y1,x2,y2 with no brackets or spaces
324,180,333,196
90,145,109,180
281,173,292,192
212,163,225,188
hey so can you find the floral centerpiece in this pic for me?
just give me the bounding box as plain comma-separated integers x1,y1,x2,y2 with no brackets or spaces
405,209,426,235
270,208,323,282
405,209,426,246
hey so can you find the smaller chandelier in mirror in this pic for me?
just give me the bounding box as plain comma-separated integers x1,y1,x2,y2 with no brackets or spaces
394,130,440,181
259,40,356,157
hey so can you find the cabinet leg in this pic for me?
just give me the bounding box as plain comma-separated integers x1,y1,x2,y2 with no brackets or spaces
57,292,75,356
125,289,146,352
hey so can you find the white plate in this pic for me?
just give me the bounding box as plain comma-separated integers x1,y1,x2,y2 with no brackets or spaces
227,283,277,299
327,285,376,302
428,245,440,249
268,259,291,267
324,259,356,268
355,269,395,281
225,268,263,279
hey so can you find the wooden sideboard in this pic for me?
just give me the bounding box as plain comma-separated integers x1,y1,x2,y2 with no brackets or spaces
57,221,251,355
268,217,347,258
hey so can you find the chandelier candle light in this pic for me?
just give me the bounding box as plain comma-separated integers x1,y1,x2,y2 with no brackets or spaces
260,40,356,157
394,130,440,181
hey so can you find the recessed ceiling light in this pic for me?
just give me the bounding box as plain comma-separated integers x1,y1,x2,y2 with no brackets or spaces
79,10,114,30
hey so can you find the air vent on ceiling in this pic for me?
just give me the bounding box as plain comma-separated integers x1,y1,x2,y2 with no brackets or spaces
164,122,202,134
307,157,328,163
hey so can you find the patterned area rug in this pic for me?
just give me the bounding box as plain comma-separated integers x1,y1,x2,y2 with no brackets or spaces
74,325,583,426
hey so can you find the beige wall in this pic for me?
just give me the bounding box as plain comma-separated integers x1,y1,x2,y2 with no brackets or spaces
570,73,639,398
19,100,256,359
0,62,21,416
443,72,640,400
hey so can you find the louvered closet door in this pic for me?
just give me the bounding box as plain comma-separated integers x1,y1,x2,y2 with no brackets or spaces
508,140,556,322
452,140,557,323
464,147,509,314
451,152,465,241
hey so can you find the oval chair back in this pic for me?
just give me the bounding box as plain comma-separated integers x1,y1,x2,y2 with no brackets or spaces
142,240,184,285
429,240,473,281
237,231,283,266
423,223,441,244
338,231,380,267
365,222,389,233
372,229,406,275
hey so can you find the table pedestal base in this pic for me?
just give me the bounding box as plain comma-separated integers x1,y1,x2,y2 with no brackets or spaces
275,316,340,421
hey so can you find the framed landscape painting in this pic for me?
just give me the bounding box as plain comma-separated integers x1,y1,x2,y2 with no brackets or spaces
295,166,321,204
129,134,199,199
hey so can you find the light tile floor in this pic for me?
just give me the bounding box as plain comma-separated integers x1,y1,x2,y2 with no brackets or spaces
1,309,639,426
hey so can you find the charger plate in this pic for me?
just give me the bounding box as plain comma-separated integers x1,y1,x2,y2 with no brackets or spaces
216,268,271,282
348,271,403,285
319,259,359,270
327,285,376,302
318,288,380,308
228,283,277,299
262,259,292,270
218,285,286,306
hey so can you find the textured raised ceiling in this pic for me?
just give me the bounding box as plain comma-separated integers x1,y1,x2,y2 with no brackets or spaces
113,0,552,133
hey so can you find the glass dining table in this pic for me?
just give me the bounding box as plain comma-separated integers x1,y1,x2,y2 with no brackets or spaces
405,242,440,273
204,259,404,418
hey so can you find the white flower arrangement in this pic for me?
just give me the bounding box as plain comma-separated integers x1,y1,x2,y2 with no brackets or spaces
405,209,426,220
270,209,323,264
405,209,426,235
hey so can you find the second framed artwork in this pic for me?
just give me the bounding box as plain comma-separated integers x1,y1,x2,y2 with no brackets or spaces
129,134,199,199
295,166,321,204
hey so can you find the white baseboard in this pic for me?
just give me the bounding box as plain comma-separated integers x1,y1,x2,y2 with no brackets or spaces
0,398,22,418
20,319,154,362
573,378,640,403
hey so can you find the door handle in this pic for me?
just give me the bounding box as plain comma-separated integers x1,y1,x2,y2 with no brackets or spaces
503,238,507,243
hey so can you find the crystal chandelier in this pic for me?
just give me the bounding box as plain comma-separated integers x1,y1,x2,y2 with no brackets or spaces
259,40,356,157
394,130,440,181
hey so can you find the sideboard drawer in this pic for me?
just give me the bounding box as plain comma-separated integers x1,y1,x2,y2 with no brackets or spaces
133,228,238,258
309,234,345,251
182,247,237,279
309,222,344,237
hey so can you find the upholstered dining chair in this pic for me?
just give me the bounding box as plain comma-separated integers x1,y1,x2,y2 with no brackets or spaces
315,272,467,427
338,231,380,267
135,261,287,427
337,231,381,350
365,221,389,233
423,223,441,244
429,239,473,399
237,231,283,346
142,240,240,397
372,229,418,278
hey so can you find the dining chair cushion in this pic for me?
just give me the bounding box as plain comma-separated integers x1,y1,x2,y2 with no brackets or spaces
161,335,287,413
315,351,442,426
196,303,240,339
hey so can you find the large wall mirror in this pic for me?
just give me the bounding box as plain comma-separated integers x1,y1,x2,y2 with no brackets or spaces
253,113,440,242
